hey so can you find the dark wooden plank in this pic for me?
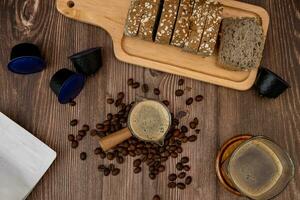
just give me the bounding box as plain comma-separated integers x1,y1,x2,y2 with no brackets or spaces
0,0,299,200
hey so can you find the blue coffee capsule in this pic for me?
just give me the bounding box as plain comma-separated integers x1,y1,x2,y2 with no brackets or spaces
69,47,102,76
255,67,290,98
7,43,46,74
50,68,85,104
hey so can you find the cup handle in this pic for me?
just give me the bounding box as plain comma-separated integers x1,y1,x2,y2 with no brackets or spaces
99,127,132,151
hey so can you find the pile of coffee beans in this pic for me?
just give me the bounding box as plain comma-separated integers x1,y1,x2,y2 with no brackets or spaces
67,77,204,199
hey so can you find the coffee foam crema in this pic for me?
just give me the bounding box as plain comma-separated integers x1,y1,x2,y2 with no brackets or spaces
129,100,171,141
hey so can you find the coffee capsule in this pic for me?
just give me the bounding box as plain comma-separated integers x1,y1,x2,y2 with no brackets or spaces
69,47,102,76
50,68,85,104
255,67,290,98
7,43,46,74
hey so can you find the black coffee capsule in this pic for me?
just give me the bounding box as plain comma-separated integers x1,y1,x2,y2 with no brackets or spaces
255,67,290,98
50,68,85,104
7,43,46,74
69,47,102,76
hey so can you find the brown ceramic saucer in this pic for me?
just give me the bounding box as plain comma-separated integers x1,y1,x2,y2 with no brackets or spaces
215,135,253,196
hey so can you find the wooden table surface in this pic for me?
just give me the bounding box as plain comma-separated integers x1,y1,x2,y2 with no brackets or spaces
0,0,299,200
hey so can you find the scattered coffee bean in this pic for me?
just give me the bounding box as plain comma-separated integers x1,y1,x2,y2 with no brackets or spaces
168,173,177,181
195,129,201,134
158,165,165,172
176,147,183,153
107,152,115,160
100,152,106,159
80,152,87,160
178,79,185,86
178,172,186,179
96,123,105,130
69,100,76,106
132,82,140,88
78,130,86,137
181,125,188,133
112,168,120,176
149,173,156,179
71,140,79,148
154,88,160,95
68,134,75,141
168,182,176,188
153,194,160,200
171,152,178,158
177,182,186,190
76,135,83,141
183,165,190,171
160,100,169,107
82,124,89,131
117,92,125,100
189,121,197,129
116,156,124,164
185,176,192,185
186,97,193,105
128,78,134,86
142,84,149,93
133,159,142,167
98,165,105,172
188,135,197,142
176,162,184,171
107,113,113,120
107,98,114,104
94,147,102,155
134,167,142,174
70,119,78,126
181,157,189,164
195,95,203,102
175,89,184,96
103,168,110,176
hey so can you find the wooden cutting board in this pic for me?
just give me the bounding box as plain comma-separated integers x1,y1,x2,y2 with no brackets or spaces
56,0,269,90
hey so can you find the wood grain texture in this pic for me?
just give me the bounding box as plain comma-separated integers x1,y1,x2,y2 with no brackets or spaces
0,0,299,200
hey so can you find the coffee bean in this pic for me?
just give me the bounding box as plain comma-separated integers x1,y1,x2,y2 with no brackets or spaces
195,129,201,134
178,79,185,86
98,164,105,172
181,136,188,143
176,162,184,171
68,134,75,141
183,165,190,171
115,99,122,107
133,159,142,167
176,147,183,153
142,84,149,93
173,129,180,137
107,152,115,160
195,95,203,102
134,167,142,174
185,176,192,185
168,173,177,181
154,88,160,95
94,147,102,155
70,119,78,126
96,123,105,130
121,149,129,156
181,157,189,163
149,173,156,179
153,194,160,200
71,140,79,148
171,152,178,158
186,97,193,105
132,82,140,89
103,168,110,176
82,124,89,131
158,165,165,172
189,122,197,129
178,172,186,179
117,92,125,99
76,135,83,141
78,130,86,137
106,113,113,120
107,98,114,104
112,168,120,176
80,152,87,160
193,117,199,124
188,135,197,142
168,182,176,188
100,152,106,159
89,129,96,137
129,151,136,157
116,156,124,164
69,100,76,106
175,89,184,96
181,126,188,133
162,100,169,106
177,182,186,190
128,78,134,86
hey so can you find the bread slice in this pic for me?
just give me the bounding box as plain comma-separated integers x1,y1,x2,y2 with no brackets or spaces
218,17,265,71
198,1,222,56
171,0,195,47
183,0,211,53
124,0,144,37
139,0,163,41
155,0,180,44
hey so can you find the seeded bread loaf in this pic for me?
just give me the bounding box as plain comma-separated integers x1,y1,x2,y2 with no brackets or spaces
155,0,180,44
218,17,265,71
183,0,211,53
124,0,143,37
171,0,194,47
198,1,222,56
139,0,163,41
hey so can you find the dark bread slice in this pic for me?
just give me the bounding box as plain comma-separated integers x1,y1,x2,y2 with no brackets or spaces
124,0,144,37
218,17,265,71
155,0,181,44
